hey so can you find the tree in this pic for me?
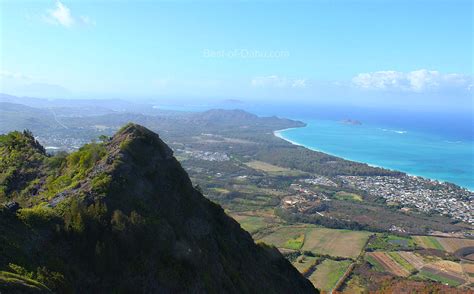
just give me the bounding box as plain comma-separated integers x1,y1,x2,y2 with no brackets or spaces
98,135,110,142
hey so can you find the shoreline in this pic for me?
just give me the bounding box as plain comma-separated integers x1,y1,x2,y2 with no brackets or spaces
274,128,388,170
273,127,474,192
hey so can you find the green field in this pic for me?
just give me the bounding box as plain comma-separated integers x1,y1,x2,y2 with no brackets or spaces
223,193,279,212
210,187,230,194
414,236,445,251
309,259,352,292
258,226,371,258
284,233,305,250
258,226,312,250
232,215,270,233
365,254,384,272
301,228,371,259
244,160,306,176
334,191,363,202
387,252,416,273
367,234,416,251
417,270,463,287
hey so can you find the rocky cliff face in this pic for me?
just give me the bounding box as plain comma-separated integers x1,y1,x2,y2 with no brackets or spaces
0,124,316,293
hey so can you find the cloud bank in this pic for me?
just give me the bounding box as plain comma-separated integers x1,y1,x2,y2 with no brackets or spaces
352,69,471,92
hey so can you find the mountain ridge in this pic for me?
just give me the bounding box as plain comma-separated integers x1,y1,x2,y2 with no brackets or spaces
0,124,316,293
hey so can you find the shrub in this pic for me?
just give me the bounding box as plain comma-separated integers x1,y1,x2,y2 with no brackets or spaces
111,210,129,232
18,206,58,227
91,173,112,194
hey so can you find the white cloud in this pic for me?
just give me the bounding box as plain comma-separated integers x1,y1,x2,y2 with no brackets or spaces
352,69,471,92
45,1,93,28
49,1,74,27
251,75,307,88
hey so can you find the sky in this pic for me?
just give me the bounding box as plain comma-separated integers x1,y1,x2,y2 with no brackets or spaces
0,0,472,111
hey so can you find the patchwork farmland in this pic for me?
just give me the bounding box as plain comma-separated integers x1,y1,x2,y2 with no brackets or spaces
254,225,370,291
365,250,471,287
258,225,371,258
231,210,474,292
414,235,474,254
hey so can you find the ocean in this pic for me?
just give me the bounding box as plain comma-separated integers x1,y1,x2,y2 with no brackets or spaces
153,102,474,190
275,120,473,191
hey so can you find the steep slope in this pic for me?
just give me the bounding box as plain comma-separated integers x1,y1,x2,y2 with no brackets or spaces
0,124,316,293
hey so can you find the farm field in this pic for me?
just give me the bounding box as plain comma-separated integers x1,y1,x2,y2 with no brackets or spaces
244,160,305,176
222,192,281,212
334,191,362,202
413,236,444,250
366,252,410,277
284,233,305,250
257,225,370,259
367,234,416,251
365,251,470,286
387,252,416,273
258,225,313,250
426,260,465,279
292,255,320,275
301,228,371,259
436,237,474,253
244,160,291,172
226,184,287,197
341,275,366,294
229,209,283,235
308,259,352,292
417,267,465,287
397,251,425,269
462,262,474,284
230,215,270,233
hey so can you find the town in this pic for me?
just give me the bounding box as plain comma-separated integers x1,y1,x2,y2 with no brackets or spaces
338,175,474,224
278,174,473,226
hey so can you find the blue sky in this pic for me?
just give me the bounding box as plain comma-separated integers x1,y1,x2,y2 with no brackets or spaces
0,0,472,110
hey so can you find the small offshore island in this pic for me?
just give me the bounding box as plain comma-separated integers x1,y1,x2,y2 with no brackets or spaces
341,119,362,125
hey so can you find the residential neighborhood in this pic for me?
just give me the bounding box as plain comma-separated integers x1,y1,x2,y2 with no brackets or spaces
338,175,474,224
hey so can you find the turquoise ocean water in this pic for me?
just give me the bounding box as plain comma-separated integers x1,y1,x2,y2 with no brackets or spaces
152,103,473,191
275,120,474,191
